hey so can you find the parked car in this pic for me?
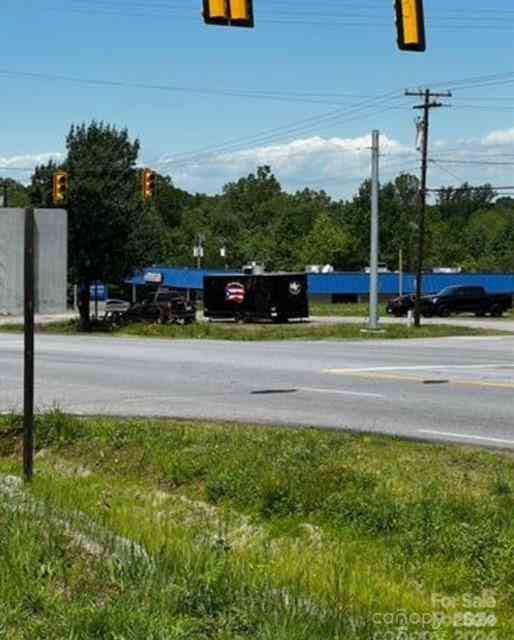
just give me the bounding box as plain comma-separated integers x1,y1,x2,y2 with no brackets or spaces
120,290,196,325
105,299,131,314
387,285,512,318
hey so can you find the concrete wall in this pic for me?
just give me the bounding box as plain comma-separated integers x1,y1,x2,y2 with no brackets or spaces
0,208,67,316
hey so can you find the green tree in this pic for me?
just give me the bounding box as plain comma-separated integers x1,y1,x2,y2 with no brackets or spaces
29,161,62,208
298,211,353,269
0,177,30,208
62,121,161,330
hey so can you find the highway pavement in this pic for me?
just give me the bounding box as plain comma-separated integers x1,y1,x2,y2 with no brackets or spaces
1,333,514,448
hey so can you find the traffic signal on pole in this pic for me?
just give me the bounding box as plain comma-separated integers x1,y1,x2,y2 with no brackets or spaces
395,0,426,52
203,0,254,28
143,169,156,201
52,171,68,205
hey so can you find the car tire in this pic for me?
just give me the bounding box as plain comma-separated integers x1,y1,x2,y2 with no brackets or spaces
438,306,450,317
491,304,503,318
475,311,486,317
422,311,433,318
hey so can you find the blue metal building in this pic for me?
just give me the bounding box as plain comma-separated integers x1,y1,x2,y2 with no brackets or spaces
127,267,514,298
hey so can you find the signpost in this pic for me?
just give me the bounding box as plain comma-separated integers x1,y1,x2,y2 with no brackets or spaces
23,208,35,482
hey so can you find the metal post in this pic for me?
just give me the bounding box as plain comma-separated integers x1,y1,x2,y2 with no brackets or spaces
368,130,380,330
23,208,35,483
399,247,404,297
196,236,204,270
132,284,137,304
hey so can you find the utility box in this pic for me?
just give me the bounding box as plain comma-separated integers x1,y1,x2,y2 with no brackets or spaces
203,272,309,322
0,208,67,316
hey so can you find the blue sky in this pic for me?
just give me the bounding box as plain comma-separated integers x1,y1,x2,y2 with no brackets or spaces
1,0,514,198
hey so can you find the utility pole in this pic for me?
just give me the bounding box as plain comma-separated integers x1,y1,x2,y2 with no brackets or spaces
194,235,204,270
405,88,451,327
23,208,35,483
368,130,380,330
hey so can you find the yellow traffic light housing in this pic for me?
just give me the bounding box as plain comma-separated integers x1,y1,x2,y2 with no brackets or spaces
143,169,156,201
395,0,426,52
203,0,254,28
52,171,68,205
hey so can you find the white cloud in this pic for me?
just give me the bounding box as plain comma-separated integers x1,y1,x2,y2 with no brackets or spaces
156,133,412,197
0,152,65,184
482,127,514,147
5,122,513,200
0,152,64,170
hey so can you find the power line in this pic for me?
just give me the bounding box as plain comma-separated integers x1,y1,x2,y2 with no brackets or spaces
430,159,514,166
0,68,375,107
15,1,514,31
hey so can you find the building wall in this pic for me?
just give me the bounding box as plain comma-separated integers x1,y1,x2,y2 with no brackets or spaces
0,208,67,316
128,266,514,298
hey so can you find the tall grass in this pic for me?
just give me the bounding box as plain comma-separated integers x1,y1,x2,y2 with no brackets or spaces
1,412,513,638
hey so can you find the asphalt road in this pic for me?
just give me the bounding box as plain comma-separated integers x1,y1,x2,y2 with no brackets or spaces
1,333,514,448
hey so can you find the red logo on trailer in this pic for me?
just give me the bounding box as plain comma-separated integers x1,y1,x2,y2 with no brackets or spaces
225,282,245,304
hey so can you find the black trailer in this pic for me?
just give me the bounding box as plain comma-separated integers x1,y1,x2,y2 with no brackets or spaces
203,273,309,322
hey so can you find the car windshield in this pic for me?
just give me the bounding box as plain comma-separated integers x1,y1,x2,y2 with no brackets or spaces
437,286,460,297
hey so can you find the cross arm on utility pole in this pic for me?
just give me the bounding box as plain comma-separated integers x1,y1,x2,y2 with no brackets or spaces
405,90,452,98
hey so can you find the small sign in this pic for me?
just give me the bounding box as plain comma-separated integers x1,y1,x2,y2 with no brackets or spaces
144,272,163,284
90,283,108,301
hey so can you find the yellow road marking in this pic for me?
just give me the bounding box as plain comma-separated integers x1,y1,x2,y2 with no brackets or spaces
323,369,514,390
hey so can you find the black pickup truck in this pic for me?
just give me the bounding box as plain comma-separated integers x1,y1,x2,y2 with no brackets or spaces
387,285,512,318
120,290,196,325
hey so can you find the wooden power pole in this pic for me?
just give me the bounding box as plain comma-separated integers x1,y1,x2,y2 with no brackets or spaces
405,89,451,327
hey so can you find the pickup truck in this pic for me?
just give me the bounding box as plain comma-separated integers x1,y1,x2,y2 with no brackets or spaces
387,285,512,318
120,290,196,325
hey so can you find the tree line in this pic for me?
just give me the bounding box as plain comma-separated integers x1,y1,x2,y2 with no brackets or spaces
2,121,514,324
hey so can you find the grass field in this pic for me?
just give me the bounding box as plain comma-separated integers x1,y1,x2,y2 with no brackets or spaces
0,318,509,341
309,302,387,317
1,412,513,639
310,302,514,319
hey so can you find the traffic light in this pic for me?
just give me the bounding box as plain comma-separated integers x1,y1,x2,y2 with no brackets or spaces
203,0,254,28
52,171,68,205
143,168,156,201
395,0,426,52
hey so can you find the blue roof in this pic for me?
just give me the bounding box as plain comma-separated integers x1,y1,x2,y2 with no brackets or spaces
127,267,514,296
